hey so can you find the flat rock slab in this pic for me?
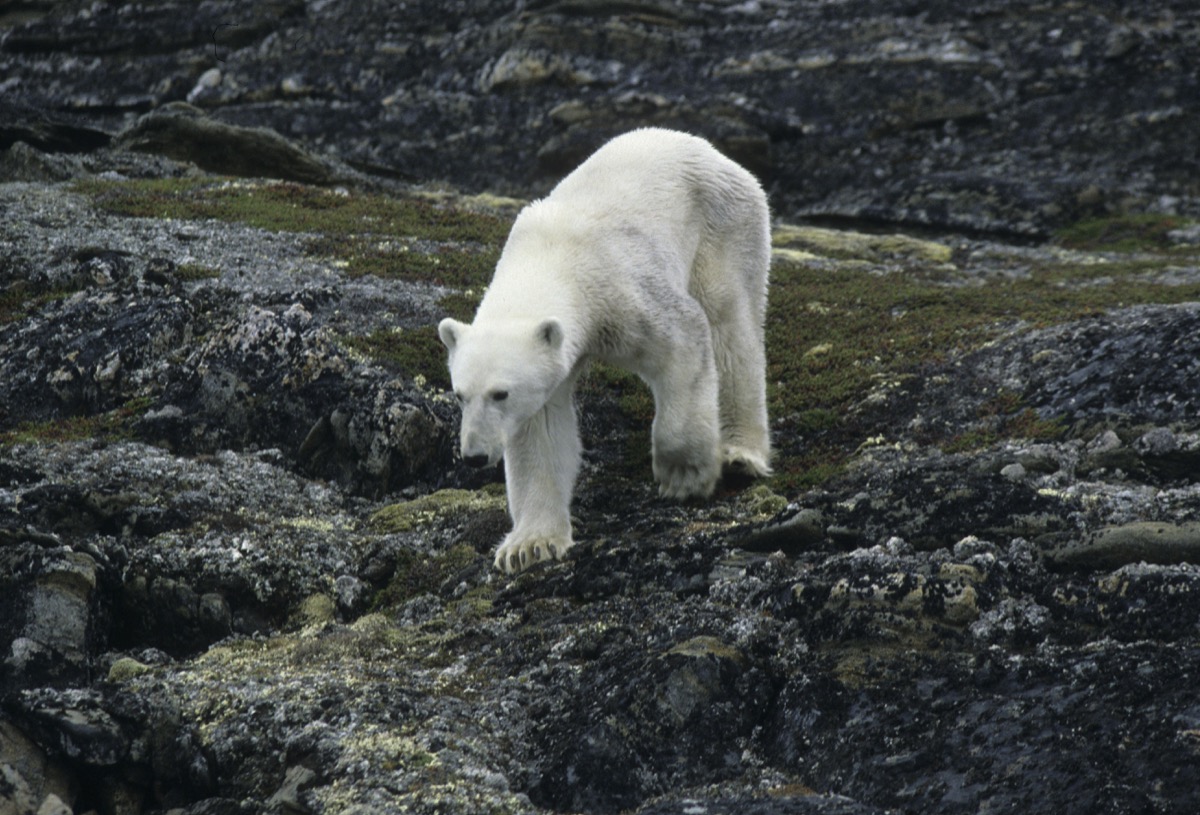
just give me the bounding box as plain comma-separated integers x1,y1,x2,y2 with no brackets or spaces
1046,521,1200,571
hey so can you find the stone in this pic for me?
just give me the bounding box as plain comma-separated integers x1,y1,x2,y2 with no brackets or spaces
114,104,338,186
10,689,128,767
2,549,98,692
266,765,317,814
2,1,1199,235
0,722,75,815
999,462,1026,481
1046,522,1200,571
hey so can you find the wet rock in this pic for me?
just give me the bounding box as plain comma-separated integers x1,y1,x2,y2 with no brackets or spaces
265,765,317,814
0,140,89,183
803,445,1074,551
527,624,773,814
766,643,1200,814
0,101,112,155
0,284,195,426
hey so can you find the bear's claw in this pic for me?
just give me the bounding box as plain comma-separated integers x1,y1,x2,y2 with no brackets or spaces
494,533,573,574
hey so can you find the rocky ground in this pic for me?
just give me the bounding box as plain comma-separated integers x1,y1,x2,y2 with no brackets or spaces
3,2,1200,815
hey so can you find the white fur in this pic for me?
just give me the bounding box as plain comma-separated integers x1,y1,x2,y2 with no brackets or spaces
439,128,772,574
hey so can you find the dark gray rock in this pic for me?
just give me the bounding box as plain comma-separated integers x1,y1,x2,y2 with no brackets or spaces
766,642,1200,815
0,547,99,693
6,688,127,767
993,304,1200,426
0,101,112,155
636,796,889,815
888,303,1200,452
3,0,1200,234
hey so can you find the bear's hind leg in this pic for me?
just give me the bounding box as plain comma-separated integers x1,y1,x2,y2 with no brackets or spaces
495,383,581,574
711,301,772,478
645,316,722,500
707,232,772,479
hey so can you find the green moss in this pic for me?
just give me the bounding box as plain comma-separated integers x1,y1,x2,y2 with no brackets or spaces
436,291,484,323
304,235,499,288
740,484,789,517
176,263,222,281
768,447,848,494
792,408,841,435
374,543,481,609
667,635,744,661
342,325,451,389
107,657,152,682
1054,214,1194,252
0,397,154,447
763,242,1200,488
765,250,1200,423
943,394,1067,453
75,177,512,245
0,281,76,325
296,593,337,627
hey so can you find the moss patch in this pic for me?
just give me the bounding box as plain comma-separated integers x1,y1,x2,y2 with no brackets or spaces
369,489,506,534
342,325,452,389
767,244,1200,424
374,543,481,609
0,281,76,325
0,397,154,448
303,235,499,288
75,177,511,245
176,263,222,281
943,392,1068,454
1053,214,1195,252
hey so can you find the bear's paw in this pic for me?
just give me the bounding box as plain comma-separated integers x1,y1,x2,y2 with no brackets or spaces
654,459,719,501
721,445,772,479
494,532,573,574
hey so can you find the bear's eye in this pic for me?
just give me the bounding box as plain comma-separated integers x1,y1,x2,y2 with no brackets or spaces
453,391,464,404
490,390,509,402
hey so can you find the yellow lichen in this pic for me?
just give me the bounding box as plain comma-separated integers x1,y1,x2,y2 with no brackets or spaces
369,489,506,533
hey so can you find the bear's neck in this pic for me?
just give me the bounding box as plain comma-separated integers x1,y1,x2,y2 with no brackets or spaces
477,266,586,361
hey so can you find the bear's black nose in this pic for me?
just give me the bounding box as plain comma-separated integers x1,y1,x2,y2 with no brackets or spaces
462,454,489,468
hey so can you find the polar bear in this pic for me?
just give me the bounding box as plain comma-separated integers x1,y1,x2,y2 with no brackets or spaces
438,128,771,573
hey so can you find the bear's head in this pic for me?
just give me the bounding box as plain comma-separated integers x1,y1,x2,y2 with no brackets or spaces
438,316,567,467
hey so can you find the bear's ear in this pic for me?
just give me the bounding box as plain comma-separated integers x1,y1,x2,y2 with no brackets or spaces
537,318,564,350
438,318,466,351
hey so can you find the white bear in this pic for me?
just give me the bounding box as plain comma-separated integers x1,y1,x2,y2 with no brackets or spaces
438,128,771,574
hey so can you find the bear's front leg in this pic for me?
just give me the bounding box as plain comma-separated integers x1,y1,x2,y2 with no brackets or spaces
495,387,581,574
